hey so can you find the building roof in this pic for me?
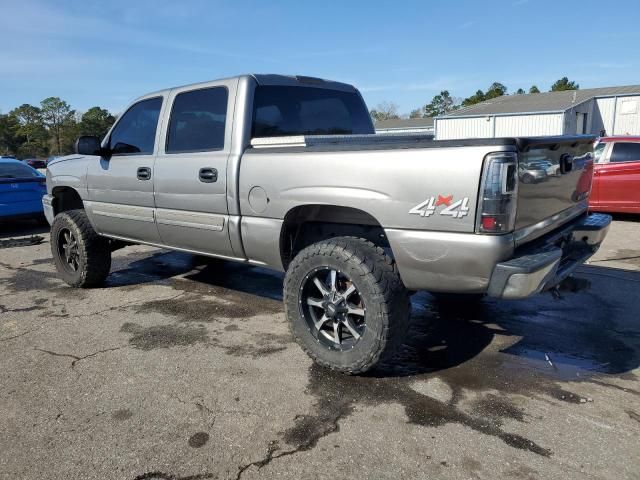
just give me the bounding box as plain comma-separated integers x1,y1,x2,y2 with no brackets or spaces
443,85,640,118
375,117,434,129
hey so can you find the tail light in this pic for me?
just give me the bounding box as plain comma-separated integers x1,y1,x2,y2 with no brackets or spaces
477,152,518,234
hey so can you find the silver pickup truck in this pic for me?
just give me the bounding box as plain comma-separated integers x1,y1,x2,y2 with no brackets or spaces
44,74,611,373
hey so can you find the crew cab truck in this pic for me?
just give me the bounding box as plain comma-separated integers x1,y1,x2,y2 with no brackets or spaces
44,74,611,374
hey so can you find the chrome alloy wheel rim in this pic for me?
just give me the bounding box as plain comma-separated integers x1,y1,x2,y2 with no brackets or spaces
299,267,366,350
58,228,80,272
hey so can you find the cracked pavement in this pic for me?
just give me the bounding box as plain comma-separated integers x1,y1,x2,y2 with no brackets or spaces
1,218,640,479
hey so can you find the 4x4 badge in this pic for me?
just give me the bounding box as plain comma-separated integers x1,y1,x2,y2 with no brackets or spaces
410,195,470,218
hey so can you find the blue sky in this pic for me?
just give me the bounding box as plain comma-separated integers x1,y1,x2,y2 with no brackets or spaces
2,0,639,116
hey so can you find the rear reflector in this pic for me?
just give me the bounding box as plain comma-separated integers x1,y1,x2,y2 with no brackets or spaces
481,216,498,231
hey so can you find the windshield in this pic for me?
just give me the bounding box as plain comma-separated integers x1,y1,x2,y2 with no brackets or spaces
0,162,41,179
251,85,374,138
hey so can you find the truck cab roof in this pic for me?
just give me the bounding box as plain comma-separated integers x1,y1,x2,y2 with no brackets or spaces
138,74,357,102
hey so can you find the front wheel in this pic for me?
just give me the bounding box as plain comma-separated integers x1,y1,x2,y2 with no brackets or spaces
284,237,410,374
50,209,111,287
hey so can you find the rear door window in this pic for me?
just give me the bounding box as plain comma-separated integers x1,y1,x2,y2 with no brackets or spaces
610,142,640,163
252,86,373,137
166,87,229,153
109,97,162,156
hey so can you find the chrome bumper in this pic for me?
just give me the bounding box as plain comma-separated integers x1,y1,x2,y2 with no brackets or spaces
487,213,611,299
42,194,54,225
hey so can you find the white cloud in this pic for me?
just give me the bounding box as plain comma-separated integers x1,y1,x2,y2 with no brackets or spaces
357,77,462,94
0,0,247,59
589,62,633,69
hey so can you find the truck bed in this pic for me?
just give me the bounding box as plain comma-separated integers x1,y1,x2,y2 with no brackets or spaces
250,132,517,152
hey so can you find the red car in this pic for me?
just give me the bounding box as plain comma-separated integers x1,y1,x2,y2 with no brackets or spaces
590,136,640,214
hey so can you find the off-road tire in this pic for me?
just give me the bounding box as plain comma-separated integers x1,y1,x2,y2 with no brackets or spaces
50,209,111,287
284,236,411,374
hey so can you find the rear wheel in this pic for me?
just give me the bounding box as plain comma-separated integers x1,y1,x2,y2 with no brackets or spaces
284,237,410,374
50,209,111,287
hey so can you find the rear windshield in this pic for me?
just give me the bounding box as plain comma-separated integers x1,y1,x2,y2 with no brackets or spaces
251,86,374,138
0,162,41,179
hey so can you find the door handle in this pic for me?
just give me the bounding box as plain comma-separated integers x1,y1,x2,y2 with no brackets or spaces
199,167,218,183
137,167,152,181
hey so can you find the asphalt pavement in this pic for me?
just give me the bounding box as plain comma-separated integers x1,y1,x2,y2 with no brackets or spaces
1,217,639,479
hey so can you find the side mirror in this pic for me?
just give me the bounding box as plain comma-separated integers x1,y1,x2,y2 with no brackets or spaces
75,136,104,156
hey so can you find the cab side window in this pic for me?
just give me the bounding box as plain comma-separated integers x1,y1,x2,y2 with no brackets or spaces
610,142,640,163
109,97,163,156
166,87,228,153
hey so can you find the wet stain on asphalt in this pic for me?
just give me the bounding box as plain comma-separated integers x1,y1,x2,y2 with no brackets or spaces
112,408,133,421
2,264,58,293
210,332,293,359
6,247,638,465
120,322,208,350
106,253,640,460
107,251,196,288
187,432,210,448
29,258,54,266
279,273,640,458
133,472,214,480
1,260,89,303
221,344,287,358
112,251,283,323
132,290,281,324
0,304,45,314
0,236,43,249
182,261,284,302
627,410,640,423
470,393,525,424
288,363,552,457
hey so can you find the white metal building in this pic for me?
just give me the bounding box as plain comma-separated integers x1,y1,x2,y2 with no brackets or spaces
375,117,434,136
434,85,640,140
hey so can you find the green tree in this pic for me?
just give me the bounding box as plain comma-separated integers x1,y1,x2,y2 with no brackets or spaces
60,112,81,155
461,82,507,107
516,88,525,95
0,114,22,156
550,77,579,92
485,82,507,99
369,101,400,122
79,106,115,139
423,90,457,117
40,97,76,155
409,108,424,119
461,89,486,107
10,104,49,158
529,85,540,94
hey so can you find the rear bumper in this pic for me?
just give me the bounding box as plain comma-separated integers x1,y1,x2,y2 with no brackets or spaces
42,194,54,225
487,213,611,299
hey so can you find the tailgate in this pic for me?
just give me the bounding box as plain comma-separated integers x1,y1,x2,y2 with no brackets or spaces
514,136,595,243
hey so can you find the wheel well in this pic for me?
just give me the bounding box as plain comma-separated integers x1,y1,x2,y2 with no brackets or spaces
280,205,390,269
52,187,84,215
